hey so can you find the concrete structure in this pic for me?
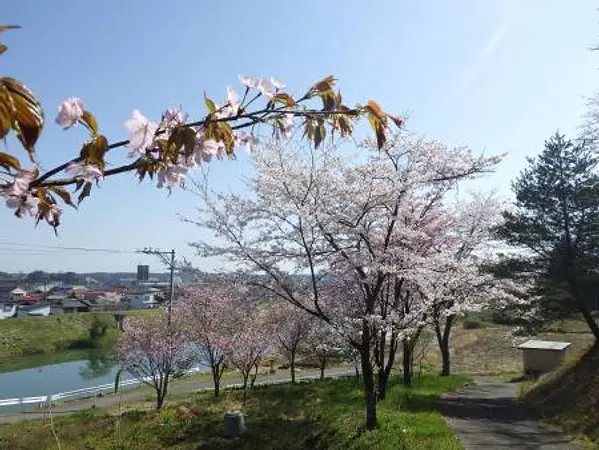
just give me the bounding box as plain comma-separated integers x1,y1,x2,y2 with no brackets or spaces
16,304,51,317
517,339,571,375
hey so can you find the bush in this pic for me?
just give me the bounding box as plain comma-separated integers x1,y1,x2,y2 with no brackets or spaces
462,319,484,330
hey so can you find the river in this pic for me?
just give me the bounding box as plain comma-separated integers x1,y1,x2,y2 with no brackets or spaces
0,349,208,412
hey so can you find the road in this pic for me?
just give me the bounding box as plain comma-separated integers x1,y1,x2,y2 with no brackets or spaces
439,377,577,449
0,366,355,424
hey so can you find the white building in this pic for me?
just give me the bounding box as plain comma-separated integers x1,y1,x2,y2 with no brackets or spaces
10,288,26,301
127,292,159,309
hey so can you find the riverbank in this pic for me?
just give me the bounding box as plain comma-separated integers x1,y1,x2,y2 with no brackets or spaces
0,311,162,373
0,313,122,372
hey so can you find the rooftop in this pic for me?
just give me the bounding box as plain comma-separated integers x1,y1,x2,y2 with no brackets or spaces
517,340,572,351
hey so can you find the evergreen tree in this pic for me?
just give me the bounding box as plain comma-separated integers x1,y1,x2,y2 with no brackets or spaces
496,132,599,339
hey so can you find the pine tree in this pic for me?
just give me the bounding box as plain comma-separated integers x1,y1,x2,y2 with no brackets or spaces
496,132,599,340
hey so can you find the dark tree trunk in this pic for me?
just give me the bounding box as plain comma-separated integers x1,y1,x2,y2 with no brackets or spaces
242,374,249,404
402,339,412,386
250,363,259,389
319,357,326,381
360,324,377,430
354,359,360,382
435,314,454,376
211,364,222,397
290,350,296,384
377,335,397,400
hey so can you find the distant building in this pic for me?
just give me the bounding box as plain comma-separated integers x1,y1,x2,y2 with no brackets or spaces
59,299,91,314
137,265,150,283
10,287,26,301
0,276,18,303
127,292,159,309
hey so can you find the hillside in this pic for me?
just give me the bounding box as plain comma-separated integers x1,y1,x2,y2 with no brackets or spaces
522,342,599,446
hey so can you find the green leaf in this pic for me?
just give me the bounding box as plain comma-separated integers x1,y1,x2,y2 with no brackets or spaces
204,91,216,114
81,110,99,135
80,135,108,168
78,182,92,205
0,44,6,55
1,77,44,158
0,151,20,171
114,368,123,394
49,186,76,208
368,115,387,150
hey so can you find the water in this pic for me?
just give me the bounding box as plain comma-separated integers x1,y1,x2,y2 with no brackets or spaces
0,352,128,407
0,350,208,411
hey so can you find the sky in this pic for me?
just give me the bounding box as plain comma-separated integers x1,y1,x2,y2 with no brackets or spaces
1,0,599,273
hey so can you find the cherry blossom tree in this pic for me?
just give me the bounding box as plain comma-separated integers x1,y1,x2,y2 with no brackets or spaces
218,310,272,404
268,302,313,383
417,194,505,376
189,132,502,429
304,319,344,381
115,314,193,409
175,285,240,397
0,26,401,231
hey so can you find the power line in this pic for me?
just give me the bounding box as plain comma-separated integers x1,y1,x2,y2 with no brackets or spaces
0,242,138,254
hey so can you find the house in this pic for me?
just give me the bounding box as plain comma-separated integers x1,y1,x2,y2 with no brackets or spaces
59,299,91,314
127,292,159,309
19,293,44,305
0,303,16,319
10,287,26,302
16,304,51,317
46,294,67,305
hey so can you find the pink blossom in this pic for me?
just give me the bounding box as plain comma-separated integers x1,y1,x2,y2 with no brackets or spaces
55,97,84,129
162,108,188,127
270,78,286,91
5,194,39,217
65,161,104,182
282,114,294,138
124,110,158,157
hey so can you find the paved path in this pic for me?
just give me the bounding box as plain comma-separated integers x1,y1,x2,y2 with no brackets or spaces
0,366,354,424
439,378,577,449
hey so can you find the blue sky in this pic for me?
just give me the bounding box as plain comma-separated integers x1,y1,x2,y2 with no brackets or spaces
1,0,598,273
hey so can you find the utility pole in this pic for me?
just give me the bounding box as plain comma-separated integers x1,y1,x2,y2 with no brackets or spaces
140,248,176,324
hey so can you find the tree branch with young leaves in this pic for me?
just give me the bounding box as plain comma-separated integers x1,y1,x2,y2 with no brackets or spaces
0,25,402,231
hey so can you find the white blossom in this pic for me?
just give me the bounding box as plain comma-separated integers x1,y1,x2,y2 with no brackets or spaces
124,110,158,157
65,161,103,182
55,97,85,129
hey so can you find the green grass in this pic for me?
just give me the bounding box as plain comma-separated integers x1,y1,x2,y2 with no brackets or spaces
0,313,121,371
0,374,469,449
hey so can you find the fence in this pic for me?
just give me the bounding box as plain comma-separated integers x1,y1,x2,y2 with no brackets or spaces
0,366,206,409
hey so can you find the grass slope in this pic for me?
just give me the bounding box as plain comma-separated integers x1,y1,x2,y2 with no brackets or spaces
0,313,120,366
522,342,599,447
0,374,469,450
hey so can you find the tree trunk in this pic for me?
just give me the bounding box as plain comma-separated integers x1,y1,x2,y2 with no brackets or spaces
290,350,296,384
360,323,377,430
354,359,360,382
580,305,599,341
156,388,165,410
211,365,221,397
250,363,259,389
435,315,454,376
242,374,249,404
402,339,412,387
319,357,326,381
377,336,398,400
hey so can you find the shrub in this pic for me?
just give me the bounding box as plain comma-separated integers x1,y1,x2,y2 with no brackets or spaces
462,319,484,330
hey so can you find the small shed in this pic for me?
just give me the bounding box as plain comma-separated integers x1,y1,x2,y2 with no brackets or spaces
517,339,571,375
